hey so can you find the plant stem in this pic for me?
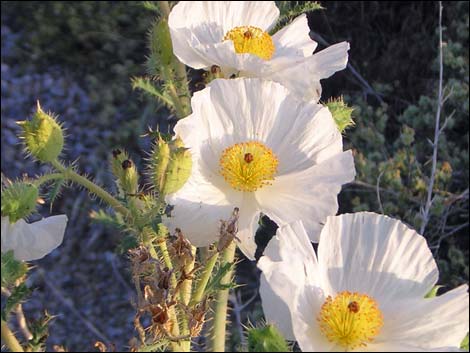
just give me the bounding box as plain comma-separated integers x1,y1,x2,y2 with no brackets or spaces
33,173,64,186
210,241,236,352
1,320,24,352
158,0,191,118
190,251,218,307
51,160,131,219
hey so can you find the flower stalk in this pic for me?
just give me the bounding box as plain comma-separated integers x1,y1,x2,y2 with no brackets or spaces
1,320,24,353
210,241,236,352
51,160,131,219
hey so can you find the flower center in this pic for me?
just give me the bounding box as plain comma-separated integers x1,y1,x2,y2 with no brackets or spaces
317,291,383,350
219,141,278,192
224,26,275,60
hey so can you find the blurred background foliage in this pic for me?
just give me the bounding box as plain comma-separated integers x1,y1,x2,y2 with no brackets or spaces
1,1,468,351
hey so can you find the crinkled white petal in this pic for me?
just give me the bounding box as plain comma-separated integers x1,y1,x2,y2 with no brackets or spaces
318,212,439,303
164,167,241,247
292,284,335,352
256,151,355,243
169,1,279,69
1,215,67,261
379,285,469,350
265,104,344,175
272,14,317,58
266,41,350,101
232,193,260,260
258,221,321,340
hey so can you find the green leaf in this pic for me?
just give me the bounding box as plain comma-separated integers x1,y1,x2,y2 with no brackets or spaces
206,261,236,295
2,283,31,321
325,97,355,133
425,285,442,298
461,334,469,351
131,76,172,107
141,1,160,13
1,251,28,287
90,209,125,229
47,177,65,210
272,1,324,33
247,324,290,352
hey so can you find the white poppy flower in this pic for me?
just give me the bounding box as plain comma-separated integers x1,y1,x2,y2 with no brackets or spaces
168,1,349,102
1,215,68,261
258,212,469,351
164,78,355,259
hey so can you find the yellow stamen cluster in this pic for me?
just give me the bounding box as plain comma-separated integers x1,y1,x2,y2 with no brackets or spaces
219,141,278,192
224,26,275,60
317,291,383,350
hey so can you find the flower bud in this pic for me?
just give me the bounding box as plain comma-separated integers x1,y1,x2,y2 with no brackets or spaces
1,182,39,223
111,149,139,195
149,134,192,196
247,324,290,352
325,97,355,133
18,102,64,162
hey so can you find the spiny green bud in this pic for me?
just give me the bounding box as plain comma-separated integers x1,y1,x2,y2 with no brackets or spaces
18,102,64,162
325,97,355,133
247,324,290,352
1,182,39,223
149,134,192,196
151,19,173,66
111,149,139,196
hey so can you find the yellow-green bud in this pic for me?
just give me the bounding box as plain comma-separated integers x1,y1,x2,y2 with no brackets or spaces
325,97,355,133
247,324,290,352
18,102,64,162
1,182,39,223
151,19,173,66
111,149,139,195
149,134,192,196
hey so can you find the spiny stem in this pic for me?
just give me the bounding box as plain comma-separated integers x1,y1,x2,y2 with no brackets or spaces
190,251,218,307
158,0,191,118
210,241,236,352
33,173,63,186
1,320,24,352
153,238,183,351
51,160,132,219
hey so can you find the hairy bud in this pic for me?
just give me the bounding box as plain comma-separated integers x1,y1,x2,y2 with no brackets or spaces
18,102,64,162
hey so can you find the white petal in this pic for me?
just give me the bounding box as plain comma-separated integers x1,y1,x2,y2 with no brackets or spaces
265,104,344,175
256,151,355,243
164,169,240,247
272,14,317,58
190,78,293,146
266,41,350,101
232,193,261,260
1,215,67,261
318,212,439,303
169,1,279,69
258,221,321,340
379,285,469,350
291,284,335,351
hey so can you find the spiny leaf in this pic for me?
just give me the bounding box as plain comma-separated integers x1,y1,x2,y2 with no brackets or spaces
461,334,469,351
141,1,160,13
247,324,291,352
2,283,31,321
206,261,236,295
272,1,324,33
425,285,442,298
47,177,65,210
1,250,28,287
90,209,126,229
131,76,173,107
